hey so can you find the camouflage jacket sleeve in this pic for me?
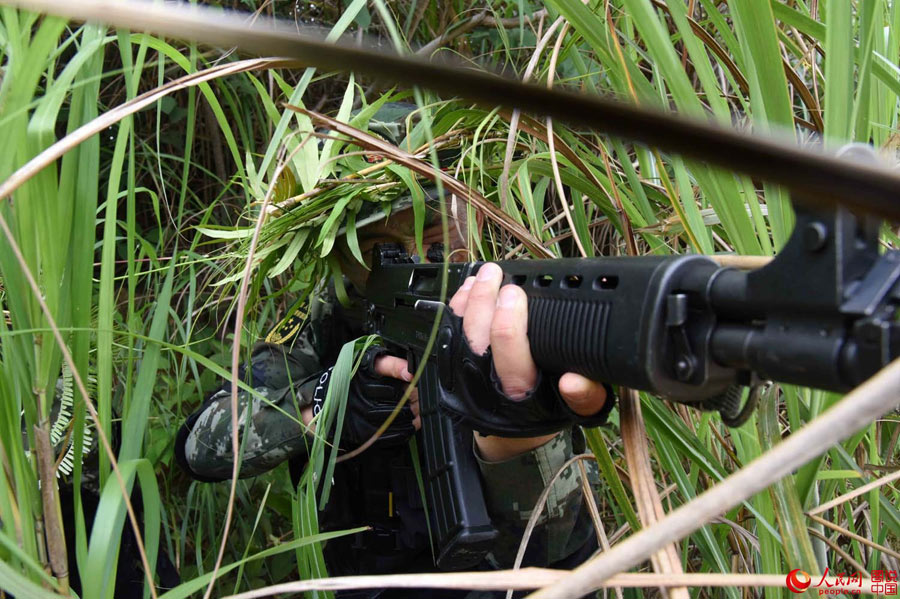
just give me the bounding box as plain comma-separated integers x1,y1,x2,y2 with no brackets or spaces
179,296,337,481
475,428,597,568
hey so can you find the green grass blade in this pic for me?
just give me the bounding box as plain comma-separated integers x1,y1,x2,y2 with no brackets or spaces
84,459,160,599
757,392,819,581
824,0,854,143
119,261,175,462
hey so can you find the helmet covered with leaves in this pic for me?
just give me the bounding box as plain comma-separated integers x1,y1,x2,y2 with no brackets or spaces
262,101,472,293
332,101,470,262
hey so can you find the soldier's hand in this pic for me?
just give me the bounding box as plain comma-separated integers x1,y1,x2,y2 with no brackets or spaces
448,262,608,460
372,355,420,431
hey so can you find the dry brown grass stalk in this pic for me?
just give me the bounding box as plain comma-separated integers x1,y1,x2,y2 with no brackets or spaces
289,106,553,258
505,453,601,599
807,513,900,561
546,22,588,258
204,133,314,599
577,458,622,599
268,130,467,214
620,390,688,599
0,56,298,599
807,527,867,573
33,425,68,594
498,15,564,211
222,571,888,597
0,210,159,599
416,8,550,57
807,467,900,516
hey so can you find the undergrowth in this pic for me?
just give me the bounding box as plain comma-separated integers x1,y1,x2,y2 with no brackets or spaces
0,1,897,598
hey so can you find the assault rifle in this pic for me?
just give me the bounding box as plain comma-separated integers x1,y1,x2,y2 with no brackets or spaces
359,198,900,570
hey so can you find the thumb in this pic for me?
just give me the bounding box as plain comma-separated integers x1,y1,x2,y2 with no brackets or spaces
558,373,607,417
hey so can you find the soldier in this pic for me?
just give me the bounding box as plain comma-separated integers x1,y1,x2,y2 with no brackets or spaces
175,105,615,598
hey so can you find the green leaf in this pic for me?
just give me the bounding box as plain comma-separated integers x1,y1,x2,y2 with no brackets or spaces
269,229,310,278
84,459,160,599
317,190,360,257
256,0,369,180
0,559,67,599
387,164,426,259
824,0,854,143
318,74,356,181
584,427,640,531
344,210,367,269
757,392,819,583
119,261,174,462
159,528,365,599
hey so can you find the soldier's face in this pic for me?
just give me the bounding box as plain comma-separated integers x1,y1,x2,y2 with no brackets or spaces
335,216,468,293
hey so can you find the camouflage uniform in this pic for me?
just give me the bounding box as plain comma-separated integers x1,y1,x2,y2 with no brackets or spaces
177,294,339,481
176,285,603,590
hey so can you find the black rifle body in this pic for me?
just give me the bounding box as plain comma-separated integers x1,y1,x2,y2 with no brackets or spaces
360,205,900,569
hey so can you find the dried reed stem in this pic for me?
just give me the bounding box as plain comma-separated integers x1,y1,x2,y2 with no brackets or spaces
620,390,688,599
0,211,159,599
807,467,900,516
33,425,68,594
223,571,886,598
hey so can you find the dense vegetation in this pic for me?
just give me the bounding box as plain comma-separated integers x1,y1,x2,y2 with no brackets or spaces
0,1,898,597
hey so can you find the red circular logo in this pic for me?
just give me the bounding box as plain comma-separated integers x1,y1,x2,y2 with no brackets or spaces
786,569,812,593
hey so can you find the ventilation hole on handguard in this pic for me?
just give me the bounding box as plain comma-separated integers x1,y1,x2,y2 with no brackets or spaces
595,275,619,290
512,274,527,286
536,274,553,288
563,275,583,289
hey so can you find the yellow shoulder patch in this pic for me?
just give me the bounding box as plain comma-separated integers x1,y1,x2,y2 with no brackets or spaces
265,303,309,345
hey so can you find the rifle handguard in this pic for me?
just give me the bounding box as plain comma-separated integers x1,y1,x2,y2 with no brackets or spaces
439,312,615,437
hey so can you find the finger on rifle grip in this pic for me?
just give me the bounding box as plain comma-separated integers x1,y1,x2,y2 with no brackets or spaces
490,285,537,399
374,355,413,382
463,264,503,355
558,372,608,416
449,275,476,316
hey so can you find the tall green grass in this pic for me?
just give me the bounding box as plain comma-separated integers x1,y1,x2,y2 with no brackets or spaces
0,1,898,598
1,11,106,596
0,8,260,597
